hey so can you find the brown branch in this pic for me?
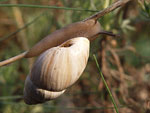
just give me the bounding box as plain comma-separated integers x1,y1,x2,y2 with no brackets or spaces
84,0,131,21
0,0,131,67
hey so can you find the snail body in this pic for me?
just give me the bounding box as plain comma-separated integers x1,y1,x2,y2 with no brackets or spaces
24,37,90,104
25,19,100,58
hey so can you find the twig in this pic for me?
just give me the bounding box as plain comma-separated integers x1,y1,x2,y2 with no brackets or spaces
0,52,27,67
0,0,131,67
0,12,47,67
0,4,98,12
84,0,131,21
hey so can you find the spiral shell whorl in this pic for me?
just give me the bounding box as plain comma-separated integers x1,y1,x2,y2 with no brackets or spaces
24,76,65,105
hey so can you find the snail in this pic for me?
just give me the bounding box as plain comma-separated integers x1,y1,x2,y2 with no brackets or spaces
25,19,100,58
24,37,90,104
0,0,130,67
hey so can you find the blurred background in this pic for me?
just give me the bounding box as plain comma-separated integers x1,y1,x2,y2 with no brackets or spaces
0,0,150,113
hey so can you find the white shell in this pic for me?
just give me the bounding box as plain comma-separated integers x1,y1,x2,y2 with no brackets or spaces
24,37,90,104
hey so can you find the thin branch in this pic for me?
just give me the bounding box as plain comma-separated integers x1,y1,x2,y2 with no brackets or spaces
0,4,98,12
0,52,27,67
0,0,131,67
84,0,131,21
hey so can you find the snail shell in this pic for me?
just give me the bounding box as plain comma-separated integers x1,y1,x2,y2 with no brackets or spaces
24,76,65,104
24,37,90,104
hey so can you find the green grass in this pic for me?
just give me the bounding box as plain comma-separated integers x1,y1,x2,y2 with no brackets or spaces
0,4,98,12
93,54,119,113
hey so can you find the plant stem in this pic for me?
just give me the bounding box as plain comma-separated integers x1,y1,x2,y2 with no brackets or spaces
0,52,27,67
85,0,131,21
93,54,119,113
0,4,98,12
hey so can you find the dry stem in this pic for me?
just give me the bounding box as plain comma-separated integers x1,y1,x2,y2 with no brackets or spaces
84,0,131,21
0,52,27,67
